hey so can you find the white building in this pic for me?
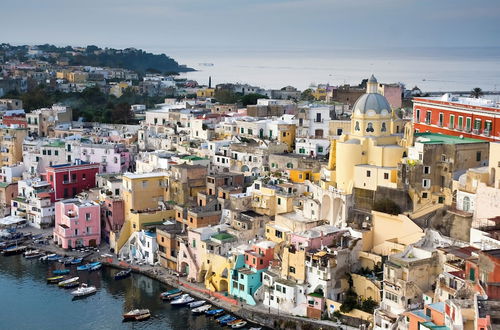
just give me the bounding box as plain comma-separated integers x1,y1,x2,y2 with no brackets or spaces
119,230,158,265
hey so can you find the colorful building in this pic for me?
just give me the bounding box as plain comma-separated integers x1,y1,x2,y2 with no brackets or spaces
413,94,500,142
53,198,101,249
46,161,100,201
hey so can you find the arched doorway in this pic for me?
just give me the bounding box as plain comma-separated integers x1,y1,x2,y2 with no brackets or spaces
241,165,249,172
180,262,190,276
219,279,228,292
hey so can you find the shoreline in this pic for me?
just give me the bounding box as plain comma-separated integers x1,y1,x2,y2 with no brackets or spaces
25,240,343,329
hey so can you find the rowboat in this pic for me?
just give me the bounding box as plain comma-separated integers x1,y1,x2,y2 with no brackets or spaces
162,291,183,300
192,304,211,314
61,281,80,289
77,262,101,271
3,246,27,256
170,294,194,306
220,316,237,325
89,263,101,271
47,254,61,261
58,277,79,287
205,309,224,317
227,319,244,326
53,269,70,275
63,257,75,265
123,309,151,321
114,268,132,280
188,300,206,309
24,249,42,259
71,283,97,297
71,257,83,264
160,288,181,299
47,276,65,284
231,321,248,329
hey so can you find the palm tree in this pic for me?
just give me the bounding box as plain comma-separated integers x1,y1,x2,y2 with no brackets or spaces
470,87,483,98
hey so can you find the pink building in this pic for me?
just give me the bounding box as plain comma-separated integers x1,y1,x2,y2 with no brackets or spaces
244,240,276,270
290,225,347,251
53,199,101,249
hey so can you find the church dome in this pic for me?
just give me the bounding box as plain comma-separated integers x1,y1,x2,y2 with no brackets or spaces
352,75,391,115
353,93,391,115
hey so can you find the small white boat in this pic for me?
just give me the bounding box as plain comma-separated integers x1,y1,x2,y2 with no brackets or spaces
24,249,42,258
192,304,212,314
123,309,151,321
188,300,206,309
71,283,97,297
170,294,194,305
58,277,79,287
232,321,248,329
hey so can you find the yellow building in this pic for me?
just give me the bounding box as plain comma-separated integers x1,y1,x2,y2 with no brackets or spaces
116,172,169,250
312,87,327,101
202,252,233,292
281,246,306,283
288,168,320,183
276,124,296,152
0,126,27,167
196,88,215,99
252,182,295,216
332,75,406,195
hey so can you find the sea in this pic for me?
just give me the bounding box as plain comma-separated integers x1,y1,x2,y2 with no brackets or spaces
154,46,500,94
0,255,227,330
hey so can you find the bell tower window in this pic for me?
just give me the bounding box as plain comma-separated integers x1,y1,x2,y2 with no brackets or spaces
355,121,360,131
381,122,387,132
366,122,374,133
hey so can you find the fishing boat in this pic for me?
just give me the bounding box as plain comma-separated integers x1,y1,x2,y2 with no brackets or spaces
188,300,206,309
160,288,181,299
47,275,65,284
220,316,237,325
53,269,70,275
114,268,132,280
192,304,211,314
3,246,27,256
89,262,101,271
71,257,83,264
123,309,151,321
58,277,79,287
71,283,97,297
61,281,80,289
231,321,248,329
170,294,194,306
162,291,183,300
205,308,225,317
24,249,42,259
47,254,61,261
77,262,101,271
227,319,244,326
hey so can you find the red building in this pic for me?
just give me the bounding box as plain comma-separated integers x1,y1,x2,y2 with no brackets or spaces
413,94,500,142
1,114,27,128
46,161,100,201
244,241,276,270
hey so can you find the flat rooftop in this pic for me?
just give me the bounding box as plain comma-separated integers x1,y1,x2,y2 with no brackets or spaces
415,133,486,145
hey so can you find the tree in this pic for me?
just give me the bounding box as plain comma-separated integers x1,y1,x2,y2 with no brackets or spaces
240,93,268,106
111,102,133,124
214,89,239,104
470,87,483,98
360,297,378,313
300,89,315,102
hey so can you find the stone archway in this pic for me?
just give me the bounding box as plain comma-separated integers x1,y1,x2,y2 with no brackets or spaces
219,279,228,292
241,165,249,172
180,261,190,276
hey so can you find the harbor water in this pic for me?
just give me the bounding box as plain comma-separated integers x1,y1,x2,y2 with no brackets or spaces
0,255,227,330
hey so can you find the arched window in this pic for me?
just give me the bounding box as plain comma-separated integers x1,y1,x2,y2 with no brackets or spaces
463,196,470,211
286,163,293,169
355,121,360,131
366,122,374,133
381,122,387,132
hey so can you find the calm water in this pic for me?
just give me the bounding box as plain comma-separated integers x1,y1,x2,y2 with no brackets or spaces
152,46,500,92
0,255,226,330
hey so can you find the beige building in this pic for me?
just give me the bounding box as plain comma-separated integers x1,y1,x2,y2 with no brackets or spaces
0,126,27,167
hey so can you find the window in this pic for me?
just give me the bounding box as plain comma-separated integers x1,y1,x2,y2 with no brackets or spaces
240,127,244,134
366,170,371,177
385,291,398,303
381,122,387,132
458,116,463,130
355,121,360,131
55,150,58,156
82,173,86,180
277,198,281,205
71,173,76,182
299,148,305,154
425,111,431,124
42,150,46,155
422,179,431,189
289,266,296,274
466,117,472,131
317,146,323,153
449,115,455,129
366,122,374,133
416,109,420,122
142,181,148,188
422,192,428,198
384,173,389,180
438,113,444,126
423,166,430,174
474,119,482,132
86,213,91,221
192,239,196,248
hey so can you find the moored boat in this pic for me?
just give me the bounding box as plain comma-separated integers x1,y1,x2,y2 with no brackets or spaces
58,277,79,287
114,268,131,280
170,294,194,306
71,257,83,264
205,308,224,316
63,257,75,265
231,321,248,329
47,275,65,284
53,269,70,275
71,283,97,297
188,300,206,309
160,288,181,299
162,291,183,300
89,263,101,271
61,281,80,289
192,304,211,314
24,249,42,259
3,246,27,256
77,262,100,271
220,316,237,325
46,254,61,261
123,309,151,321
227,319,244,326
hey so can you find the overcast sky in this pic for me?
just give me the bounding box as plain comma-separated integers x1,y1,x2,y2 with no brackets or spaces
3,0,500,52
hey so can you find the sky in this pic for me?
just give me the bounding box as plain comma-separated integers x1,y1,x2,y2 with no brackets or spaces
2,0,500,52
